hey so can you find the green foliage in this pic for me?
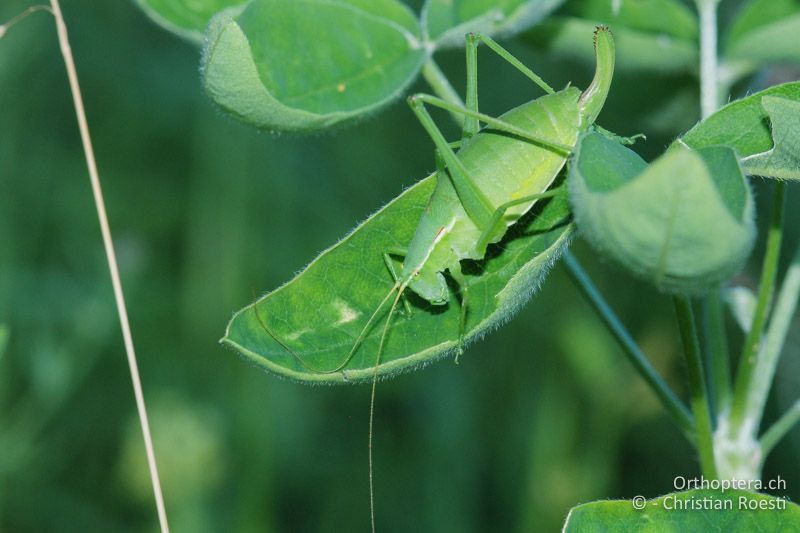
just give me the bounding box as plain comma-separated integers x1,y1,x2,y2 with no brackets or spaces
742,97,800,180
683,82,800,180
7,0,800,529
202,0,426,131
569,132,754,293
530,0,698,73
423,0,566,47
0,325,7,359
223,177,572,383
136,0,246,42
136,0,568,130
563,489,800,531
725,0,800,66
118,394,224,506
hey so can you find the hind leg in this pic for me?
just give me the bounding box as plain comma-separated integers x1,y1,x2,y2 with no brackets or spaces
468,33,555,95
461,33,555,140
475,188,565,253
409,94,570,231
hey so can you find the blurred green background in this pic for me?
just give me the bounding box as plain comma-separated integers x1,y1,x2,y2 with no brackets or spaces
1,0,798,531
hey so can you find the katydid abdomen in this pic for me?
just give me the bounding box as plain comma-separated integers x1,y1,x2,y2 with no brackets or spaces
401,89,583,303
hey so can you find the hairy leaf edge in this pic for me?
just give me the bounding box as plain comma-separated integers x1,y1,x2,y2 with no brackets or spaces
221,175,574,384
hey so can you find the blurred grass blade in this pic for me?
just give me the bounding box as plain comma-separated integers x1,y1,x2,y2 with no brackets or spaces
0,324,7,360
569,132,755,293
682,82,800,180
135,0,247,42
725,286,757,333
223,177,573,384
202,0,427,131
529,0,697,73
725,0,800,66
563,489,800,531
422,0,566,48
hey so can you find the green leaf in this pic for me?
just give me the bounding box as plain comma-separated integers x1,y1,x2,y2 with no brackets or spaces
530,0,697,73
202,0,427,132
563,489,800,531
742,97,800,180
135,0,247,42
222,176,573,384
422,0,566,48
569,132,755,293
682,82,800,179
725,0,800,66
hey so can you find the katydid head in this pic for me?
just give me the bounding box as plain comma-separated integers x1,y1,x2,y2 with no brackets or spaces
579,26,615,127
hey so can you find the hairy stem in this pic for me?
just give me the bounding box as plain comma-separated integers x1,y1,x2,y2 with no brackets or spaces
49,1,169,530
564,253,695,440
696,0,720,119
673,295,718,479
730,181,785,429
694,0,726,429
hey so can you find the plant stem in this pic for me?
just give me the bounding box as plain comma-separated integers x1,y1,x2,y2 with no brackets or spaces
49,1,169,531
695,0,727,424
673,295,718,478
563,253,695,439
421,59,465,126
760,400,800,456
704,290,731,413
744,242,800,432
696,0,720,119
730,181,785,429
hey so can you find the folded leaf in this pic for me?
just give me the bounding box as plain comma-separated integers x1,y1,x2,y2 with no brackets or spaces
135,0,246,42
742,97,800,180
222,177,573,384
202,0,427,131
563,489,800,531
569,132,755,293
683,82,800,180
422,0,566,48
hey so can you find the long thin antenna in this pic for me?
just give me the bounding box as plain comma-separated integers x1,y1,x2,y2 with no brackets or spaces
47,2,170,530
369,282,407,533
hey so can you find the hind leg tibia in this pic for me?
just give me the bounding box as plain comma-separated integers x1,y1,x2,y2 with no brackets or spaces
382,249,412,315
469,33,555,95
